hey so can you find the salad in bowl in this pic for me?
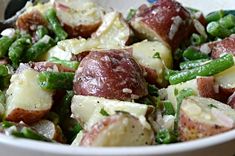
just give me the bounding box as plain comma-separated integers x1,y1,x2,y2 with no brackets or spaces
0,0,234,150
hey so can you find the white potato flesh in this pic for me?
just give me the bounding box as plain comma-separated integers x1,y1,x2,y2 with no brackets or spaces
71,95,153,130
215,66,235,89
132,40,173,69
25,2,52,14
55,0,103,27
42,45,73,61
182,96,235,128
58,11,132,54
159,78,199,110
80,113,154,146
5,68,53,115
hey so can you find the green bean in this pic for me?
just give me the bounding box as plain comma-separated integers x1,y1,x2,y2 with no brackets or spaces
164,69,179,81
206,21,231,38
45,8,68,41
126,9,137,21
9,36,31,68
206,10,224,22
35,25,49,40
179,59,210,70
156,129,177,144
25,35,55,62
55,91,74,121
183,47,209,60
190,33,206,46
0,36,15,58
38,71,75,90
163,102,175,116
148,84,158,97
219,14,235,29
48,57,79,70
224,10,235,16
0,65,9,77
169,54,234,85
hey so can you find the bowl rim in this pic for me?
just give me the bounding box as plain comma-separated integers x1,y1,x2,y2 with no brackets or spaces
0,129,235,155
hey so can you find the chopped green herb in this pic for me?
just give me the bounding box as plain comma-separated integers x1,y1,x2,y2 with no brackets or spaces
1,121,14,129
208,104,218,108
153,52,161,59
148,84,158,96
156,129,177,144
174,88,179,96
100,108,110,116
163,102,175,116
126,9,137,21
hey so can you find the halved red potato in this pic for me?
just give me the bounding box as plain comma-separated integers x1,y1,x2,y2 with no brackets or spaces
57,11,133,55
159,76,221,110
16,10,47,34
5,66,53,124
31,120,65,143
131,40,173,87
211,36,235,59
228,92,235,109
54,0,104,38
80,113,155,146
71,95,154,131
73,50,148,101
130,0,193,50
179,96,235,141
31,62,75,72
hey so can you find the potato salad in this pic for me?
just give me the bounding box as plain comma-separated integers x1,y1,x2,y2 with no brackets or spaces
0,0,235,147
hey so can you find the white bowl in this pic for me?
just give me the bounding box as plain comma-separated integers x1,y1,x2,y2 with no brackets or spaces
1,0,235,156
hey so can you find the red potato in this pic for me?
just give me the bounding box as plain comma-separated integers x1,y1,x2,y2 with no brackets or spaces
130,0,193,50
73,50,148,101
16,10,47,34
5,66,53,124
31,120,65,143
54,1,103,38
179,96,235,141
211,36,235,59
80,113,155,146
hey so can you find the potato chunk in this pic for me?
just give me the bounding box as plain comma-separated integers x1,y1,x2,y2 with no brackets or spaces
5,67,53,124
80,113,155,146
130,0,193,50
73,50,148,101
179,96,235,141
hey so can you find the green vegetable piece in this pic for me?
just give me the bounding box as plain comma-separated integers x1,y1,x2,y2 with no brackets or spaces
148,84,158,97
208,104,218,109
179,59,210,70
0,90,6,104
38,71,75,90
46,8,68,41
100,108,110,116
156,129,177,144
126,9,137,21
9,36,31,68
0,65,9,77
206,21,231,38
206,10,225,22
25,35,55,62
0,36,15,58
219,14,235,29
169,54,234,85
190,33,206,46
164,69,179,81
1,121,14,129
0,75,11,90
153,52,161,59
55,91,74,121
35,25,49,40
183,47,209,60
163,102,175,116
48,57,79,70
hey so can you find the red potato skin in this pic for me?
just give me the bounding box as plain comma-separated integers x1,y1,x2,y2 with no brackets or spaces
16,10,47,34
131,0,193,50
6,108,49,124
179,109,231,141
55,3,101,38
228,92,235,109
73,50,148,101
211,36,235,59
